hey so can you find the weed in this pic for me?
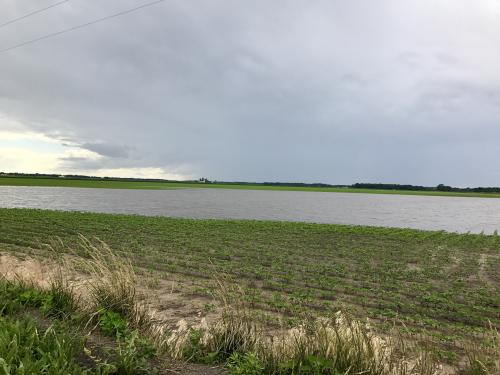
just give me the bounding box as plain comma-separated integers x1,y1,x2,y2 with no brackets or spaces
113,332,157,375
0,316,100,374
98,309,129,337
0,276,158,375
227,352,265,374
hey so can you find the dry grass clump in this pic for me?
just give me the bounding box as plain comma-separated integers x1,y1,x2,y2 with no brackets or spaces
67,236,185,352
206,309,260,361
264,314,390,374
165,278,260,362
73,236,140,320
208,310,439,374
46,265,80,318
461,323,500,375
40,235,152,330
203,272,262,360
163,306,440,374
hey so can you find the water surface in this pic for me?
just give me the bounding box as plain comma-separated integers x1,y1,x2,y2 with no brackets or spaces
1,186,499,233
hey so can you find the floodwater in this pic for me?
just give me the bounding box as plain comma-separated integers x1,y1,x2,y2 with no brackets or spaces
1,186,500,233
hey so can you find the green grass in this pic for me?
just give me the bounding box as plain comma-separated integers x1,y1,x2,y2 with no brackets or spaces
0,316,94,375
0,278,159,374
1,208,499,366
2,176,500,198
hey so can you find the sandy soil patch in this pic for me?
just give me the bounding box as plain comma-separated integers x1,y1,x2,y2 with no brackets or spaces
0,251,220,330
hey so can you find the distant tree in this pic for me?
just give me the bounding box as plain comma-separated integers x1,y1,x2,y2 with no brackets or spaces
436,184,452,192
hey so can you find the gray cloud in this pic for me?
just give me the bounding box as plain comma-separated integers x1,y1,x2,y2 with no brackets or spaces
81,142,130,158
58,156,103,170
1,0,500,185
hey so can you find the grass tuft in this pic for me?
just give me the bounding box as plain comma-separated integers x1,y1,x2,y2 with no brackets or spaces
461,323,500,375
74,236,138,319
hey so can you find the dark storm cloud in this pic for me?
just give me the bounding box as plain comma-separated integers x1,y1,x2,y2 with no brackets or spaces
81,142,130,158
1,0,500,185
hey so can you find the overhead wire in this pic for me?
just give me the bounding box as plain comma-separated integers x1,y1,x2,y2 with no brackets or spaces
0,0,70,29
0,0,166,53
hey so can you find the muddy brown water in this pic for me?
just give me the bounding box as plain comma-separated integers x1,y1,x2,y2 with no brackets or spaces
1,186,500,233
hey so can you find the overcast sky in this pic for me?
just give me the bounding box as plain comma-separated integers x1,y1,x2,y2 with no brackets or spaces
1,0,500,186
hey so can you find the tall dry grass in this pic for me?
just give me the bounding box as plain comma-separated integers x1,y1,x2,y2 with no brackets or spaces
39,235,152,332
73,236,142,322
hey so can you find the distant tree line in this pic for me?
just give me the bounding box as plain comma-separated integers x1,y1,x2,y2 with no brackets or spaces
353,182,500,193
0,172,191,184
210,181,346,188
352,183,434,191
2,172,500,193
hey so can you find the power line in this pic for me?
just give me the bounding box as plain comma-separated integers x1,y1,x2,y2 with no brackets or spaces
0,0,70,29
0,0,166,53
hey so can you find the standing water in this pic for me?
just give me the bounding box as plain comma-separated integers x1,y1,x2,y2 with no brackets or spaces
1,186,499,233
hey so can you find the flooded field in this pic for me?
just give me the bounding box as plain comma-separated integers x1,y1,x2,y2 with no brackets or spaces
1,185,500,233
